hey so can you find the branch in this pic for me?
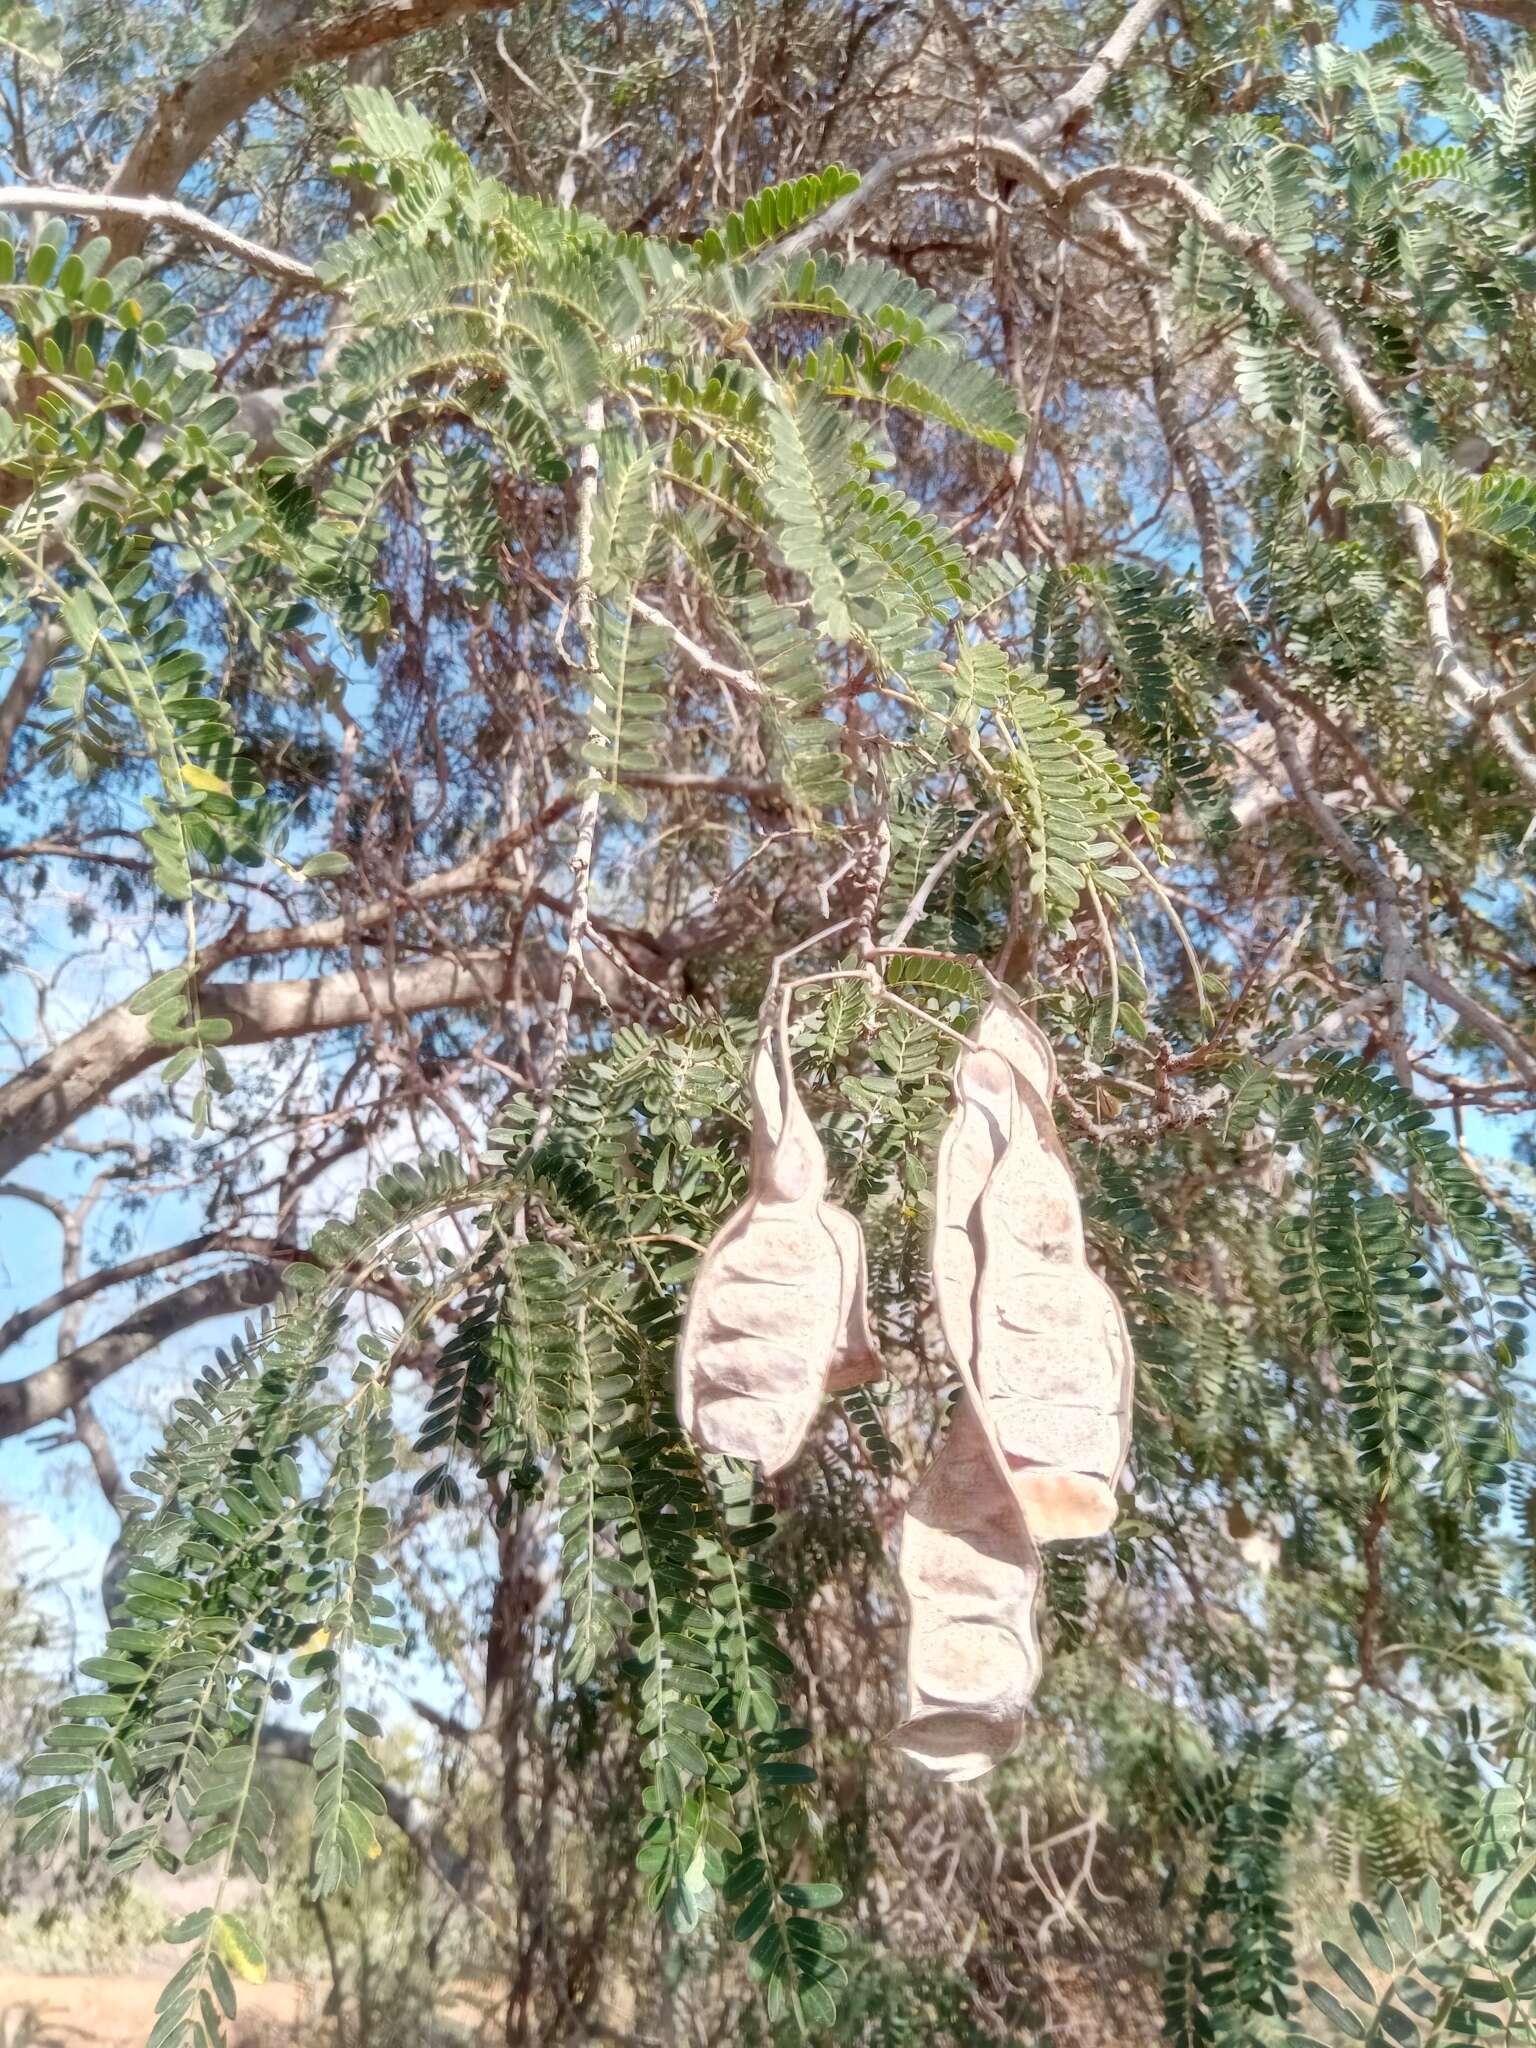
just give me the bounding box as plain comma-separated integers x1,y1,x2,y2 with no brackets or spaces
198,797,578,967
0,1265,281,1438
532,399,607,1138
0,791,783,1179
107,0,513,248
1141,279,1536,1093
776,0,1165,261
0,951,522,1181
1064,161,1536,799
0,1232,291,1357
0,621,63,787
1440,0,1536,25
628,594,762,699
0,185,319,286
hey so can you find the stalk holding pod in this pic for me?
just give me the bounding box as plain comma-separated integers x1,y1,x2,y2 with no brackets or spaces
676,1012,881,1472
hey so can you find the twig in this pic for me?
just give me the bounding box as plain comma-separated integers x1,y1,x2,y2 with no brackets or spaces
1072,161,1536,796
776,0,1167,262
886,809,997,947
533,400,609,1141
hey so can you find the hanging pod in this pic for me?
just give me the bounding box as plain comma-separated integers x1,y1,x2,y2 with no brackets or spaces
968,995,1135,1542
676,1012,881,1473
894,993,1136,1778
894,1041,1044,1778
890,1397,1042,1782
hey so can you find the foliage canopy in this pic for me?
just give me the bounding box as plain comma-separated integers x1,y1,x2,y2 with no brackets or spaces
4,0,1536,2043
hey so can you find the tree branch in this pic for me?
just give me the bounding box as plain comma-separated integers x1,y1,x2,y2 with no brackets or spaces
1440,0,1536,27
0,1265,281,1439
0,951,521,1181
776,0,1165,261
106,0,514,247
1141,279,1536,1092
0,1232,292,1358
0,185,319,285
1063,160,1536,798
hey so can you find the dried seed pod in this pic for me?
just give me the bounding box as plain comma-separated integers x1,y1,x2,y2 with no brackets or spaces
676,1019,881,1469
892,1044,1042,1778
823,1206,885,1395
892,1398,1042,1781
930,1045,1012,1376
894,994,1134,1777
974,994,1057,1109
969,997,1135,1541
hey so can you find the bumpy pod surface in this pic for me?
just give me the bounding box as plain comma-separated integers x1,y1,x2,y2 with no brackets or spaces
894,995,1135,1778
676,1020,880,1472
892,1398,1042,1781
969,997,1135,1541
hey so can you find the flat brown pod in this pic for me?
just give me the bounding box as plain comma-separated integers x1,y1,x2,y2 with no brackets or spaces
823,1206,885,1395
892,1398,1042,1781
968,997,1135,1542
930,1046,1012,1377
894,996,1137,1777
676,1017,881,1470
891,1044,1041,1779
974,993,1058,1112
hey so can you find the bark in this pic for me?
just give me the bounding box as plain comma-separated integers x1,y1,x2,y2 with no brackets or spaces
0,185,317,284
777,0,1165,262
0,797,783,1182
0,1265,281,1437
0,622,63,788
106,0,513,242
1446,0,1536,24
0,951,522,1181
0,1232,288,1357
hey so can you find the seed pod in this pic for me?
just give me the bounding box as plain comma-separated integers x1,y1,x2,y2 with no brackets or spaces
676,1019,881,1469
893,1043,1041,1778
969,996,1135,1541
931,1045,1012,1378
892,1398,1042,1781
975,994,1057,1107
823,1206,884,1394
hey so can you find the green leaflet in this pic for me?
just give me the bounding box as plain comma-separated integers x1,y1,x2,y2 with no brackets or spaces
763,385,879,641
693,163,860,267
415,439,502,605
589,428,661,596
586,599,668,818
880,341,1026,452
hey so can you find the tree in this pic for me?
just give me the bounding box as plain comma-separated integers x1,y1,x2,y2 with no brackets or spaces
4,0,1536,2041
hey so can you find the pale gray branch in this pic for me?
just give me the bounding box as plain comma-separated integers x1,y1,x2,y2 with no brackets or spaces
1064,160,1536,798
0,184,320,285
776,0,1165,261
0,1266,281,1439
0,1232,291,1358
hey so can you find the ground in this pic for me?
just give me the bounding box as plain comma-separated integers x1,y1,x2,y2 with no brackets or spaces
0,1971,309,2046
